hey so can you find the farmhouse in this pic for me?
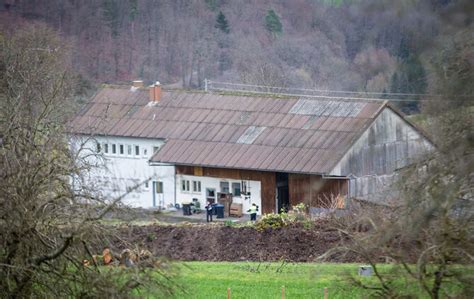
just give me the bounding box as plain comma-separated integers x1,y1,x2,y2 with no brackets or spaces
70,81,433,214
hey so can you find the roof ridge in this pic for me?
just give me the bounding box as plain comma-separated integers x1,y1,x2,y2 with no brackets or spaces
97,85,386,103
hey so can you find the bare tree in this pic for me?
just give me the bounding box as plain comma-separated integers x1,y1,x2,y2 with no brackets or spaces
320,27,474,299
0,24,177,298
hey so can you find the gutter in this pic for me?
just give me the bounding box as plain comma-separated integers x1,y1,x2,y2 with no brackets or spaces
321,174,350,180
149,161,175,166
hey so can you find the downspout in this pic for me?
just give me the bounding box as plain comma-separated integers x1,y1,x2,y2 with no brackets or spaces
347,174,356,208
152,180,156,207
347,177,351,209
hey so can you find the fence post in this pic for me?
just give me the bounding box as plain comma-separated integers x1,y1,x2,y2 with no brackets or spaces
204,78,208,92
227,287,230,299
324,287,328,299
282,286,285,299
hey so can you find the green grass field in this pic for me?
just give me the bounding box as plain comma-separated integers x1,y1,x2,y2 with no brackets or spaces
157,262,464,299
173,262,357,299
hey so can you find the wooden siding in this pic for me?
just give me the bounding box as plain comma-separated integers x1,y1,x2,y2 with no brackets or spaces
176,166,276,214
330,108,433,203
176,165,194,175
330,108,432,177
288,174,311,205
289,174,348,208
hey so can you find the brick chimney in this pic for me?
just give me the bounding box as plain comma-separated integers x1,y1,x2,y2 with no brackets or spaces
149,81,161,102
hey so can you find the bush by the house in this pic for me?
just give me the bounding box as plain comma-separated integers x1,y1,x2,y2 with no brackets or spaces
255,203,315,230
255,212,292,230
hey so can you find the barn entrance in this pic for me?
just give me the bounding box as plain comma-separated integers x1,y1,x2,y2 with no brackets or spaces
276,172,289,213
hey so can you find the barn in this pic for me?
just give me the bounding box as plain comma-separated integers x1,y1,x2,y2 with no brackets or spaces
70,81,433,214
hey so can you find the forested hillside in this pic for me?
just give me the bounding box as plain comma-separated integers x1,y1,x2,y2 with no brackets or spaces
1,2,473,298
0,1,470,105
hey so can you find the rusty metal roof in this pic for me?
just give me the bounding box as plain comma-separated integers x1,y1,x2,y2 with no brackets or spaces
69,86,387,174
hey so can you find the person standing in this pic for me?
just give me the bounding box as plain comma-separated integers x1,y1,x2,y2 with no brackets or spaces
247,203,258,221
205,201,213,222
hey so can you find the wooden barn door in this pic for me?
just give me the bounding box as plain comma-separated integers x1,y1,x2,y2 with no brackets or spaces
276,173,289,213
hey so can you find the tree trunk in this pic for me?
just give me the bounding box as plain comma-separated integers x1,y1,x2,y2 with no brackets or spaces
431,263,446,299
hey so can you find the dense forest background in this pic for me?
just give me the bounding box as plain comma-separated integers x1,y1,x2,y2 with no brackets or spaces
0,0,471,111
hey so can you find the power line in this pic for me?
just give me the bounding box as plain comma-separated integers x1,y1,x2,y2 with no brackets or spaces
207,80,473,102
210,86,394,102
209,80,472,98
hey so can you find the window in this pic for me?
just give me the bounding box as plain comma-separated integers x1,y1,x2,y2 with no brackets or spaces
144,181,149,189
96,142,101,153
127,145,132,156
220,181,230,193
119,144,124,155
153,146,160,154
153,181,163,194
135,145,140,156
143,148,148,157
112,144,117,154
232,182,241,196
192,181,201,193
206,188,215,200
103,143,108,154
181,179,190,192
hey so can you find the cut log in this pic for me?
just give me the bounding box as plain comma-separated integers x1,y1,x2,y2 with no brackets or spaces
102,248,113,265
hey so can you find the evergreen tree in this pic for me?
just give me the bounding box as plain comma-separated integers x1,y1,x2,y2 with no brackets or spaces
390,55,427,113
405,56,427,94
398,36,410,62
389,72,399,94
205,0,219,11
265,9,282,37
129,0,138,21
102,0,120,37
215,11,230,34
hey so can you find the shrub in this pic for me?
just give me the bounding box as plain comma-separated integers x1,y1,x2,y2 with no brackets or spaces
255,212,293,231
224,220,235,227
302,219,314,229
146,233,156,242
255,204,315,230
289,203,307,221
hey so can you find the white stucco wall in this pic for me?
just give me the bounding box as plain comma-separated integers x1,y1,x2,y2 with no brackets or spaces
73,135,176,209
176,174,262,215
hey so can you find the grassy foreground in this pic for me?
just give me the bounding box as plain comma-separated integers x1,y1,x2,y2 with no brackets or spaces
173,262,356,299
155,262,461,299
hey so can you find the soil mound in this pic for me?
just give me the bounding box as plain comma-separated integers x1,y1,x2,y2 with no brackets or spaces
117,222,356,262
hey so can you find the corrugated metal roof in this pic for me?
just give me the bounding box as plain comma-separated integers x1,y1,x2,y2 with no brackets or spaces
69,86,387,174
236,126,267,144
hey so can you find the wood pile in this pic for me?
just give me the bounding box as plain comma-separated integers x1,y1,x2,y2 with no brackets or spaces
82,247,159,268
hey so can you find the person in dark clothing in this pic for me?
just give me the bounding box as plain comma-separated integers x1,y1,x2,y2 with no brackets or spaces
247,203,258,221
205,201,213,222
